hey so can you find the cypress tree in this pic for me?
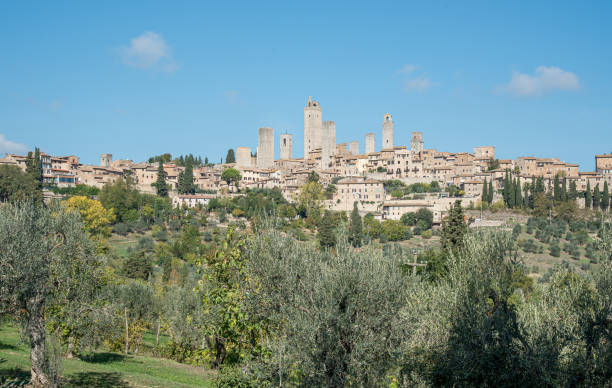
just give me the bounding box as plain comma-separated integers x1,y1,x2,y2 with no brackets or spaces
26,147,43,189
318,211,336,249
349,202,363,247
440,200,468,251
569,180,578,200
183,161,195,194
602,181,610,212
488,179,494,204
508,174,516,208
225,149,236,164
535,176,545,194
515,177,522,208
593,184,601,209
204,156,209,165
561,177,567,202
585,182,592,209
503,170,511,207
482,178,488,205
553,175,561,202
153,161,168,197
178,170,185,194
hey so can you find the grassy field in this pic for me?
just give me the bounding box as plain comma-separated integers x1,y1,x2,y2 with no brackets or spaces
0,325,215,388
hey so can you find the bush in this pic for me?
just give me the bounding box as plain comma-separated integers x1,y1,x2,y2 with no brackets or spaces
401,212,417,226
421,230,433,239
214,366,258,388
489,200,506,213
113,222,129,236
549,243,561,257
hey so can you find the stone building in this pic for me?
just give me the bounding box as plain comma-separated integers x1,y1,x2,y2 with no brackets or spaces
321,121,336,169
473,146,495,159
257,127,274,169
410,131,423,154
382,113,394,150
304,96,322,158
280,134,293,160
349,141,359,155
365,132,375,154
100,153,112,167
236,146,252,167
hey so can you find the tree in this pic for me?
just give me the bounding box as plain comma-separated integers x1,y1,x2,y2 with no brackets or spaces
99,177,140,222
401,212,417,226
569,180,578,200
153,161,168,197
482,178,489,205
554,175,561,202
221,168,242,190
0,165,42,203
182,161,195,194
26,147,43,189
561,177,568,202
488,179,494,204
113,280,154,354
602,181,609,212
225,149,236,164
0,202,100,387
514,177,522,207
429,180,441,192
440,200,468,251
487,158,500,171
318,211,337,248
585,181,592,209
381,219,407,241
415,207,434,230
307,170,320,183
63,196,115,237
593,184,601,209
245,226,410,386
297,181,325,220
349,202,363,247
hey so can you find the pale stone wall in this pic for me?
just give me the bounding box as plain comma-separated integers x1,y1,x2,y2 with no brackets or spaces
349,141,359,155
257,127,274,169
100,154,112,167
382,114,394,150
304,97,322,158
236,146,252,167
473,146,494,159
321,121,336,168
365,133,375,154
280,134,293,160
410,131,423,153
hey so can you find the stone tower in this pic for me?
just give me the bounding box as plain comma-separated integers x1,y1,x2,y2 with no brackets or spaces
365,133,375,154
304,96,322,159
349,141,359,155
257,127,274,168
382,113,394,150
321,121,336,169
236,147,252,167
100,153,112,167
280,134,293,160
410,131,423,154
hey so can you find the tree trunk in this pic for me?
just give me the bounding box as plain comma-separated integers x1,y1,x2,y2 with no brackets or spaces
155,318,161,346
124,308,129,354
65,336,74,358
27,297,56,388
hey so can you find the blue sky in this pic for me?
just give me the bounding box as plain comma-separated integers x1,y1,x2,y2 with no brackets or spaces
0,1,610,169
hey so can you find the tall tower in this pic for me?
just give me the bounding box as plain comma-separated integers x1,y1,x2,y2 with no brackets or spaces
382,113,394,150
349,141,359,155
236,147,252,167
257,127,274,168
321,121,336,169
410,131,423,154
280,134,293,160
100,153,112,167
304,96,322,159
365,133,375,154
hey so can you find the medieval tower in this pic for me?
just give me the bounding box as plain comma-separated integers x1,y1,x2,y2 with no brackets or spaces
349,141,359,155
280,134,293,160
100,153,112,167
257,127,274,168
236,146,252,167
382,113,394,150
321,121,336,169
304,96,322,159
365,133,375,154
410,131,423,153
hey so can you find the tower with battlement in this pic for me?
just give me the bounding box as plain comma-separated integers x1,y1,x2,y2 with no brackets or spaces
304,96,322,159
382,113,394,150
100,153,112,167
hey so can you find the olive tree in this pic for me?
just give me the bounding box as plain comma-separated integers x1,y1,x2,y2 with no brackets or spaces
245,225,412,386
0,201,100,387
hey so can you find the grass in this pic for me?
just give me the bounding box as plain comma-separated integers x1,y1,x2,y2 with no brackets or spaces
0,325,215,388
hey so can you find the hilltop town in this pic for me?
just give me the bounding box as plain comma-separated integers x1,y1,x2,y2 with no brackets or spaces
2,96,611,223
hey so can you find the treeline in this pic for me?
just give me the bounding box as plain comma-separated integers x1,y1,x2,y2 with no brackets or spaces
148,153,212,167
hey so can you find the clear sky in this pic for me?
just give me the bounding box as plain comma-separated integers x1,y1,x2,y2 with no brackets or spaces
0,1,610,169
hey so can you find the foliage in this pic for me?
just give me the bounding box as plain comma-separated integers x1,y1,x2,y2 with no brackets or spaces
245,226,411,387
221,168,242,188
349,202,363,247
440,200,468,251
50,184,99,197
297,181,324,220
0,165,42,203
318,211,338,248
225,149,236,164
381,219,408,241
152,161,168,197
0,202,101,387
64,196,116,237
